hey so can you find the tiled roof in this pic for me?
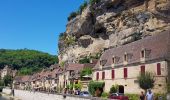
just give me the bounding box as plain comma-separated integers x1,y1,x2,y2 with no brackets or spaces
66,63,85,71
95,30,170,69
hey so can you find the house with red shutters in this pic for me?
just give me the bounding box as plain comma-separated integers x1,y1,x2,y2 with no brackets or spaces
93,30,170,94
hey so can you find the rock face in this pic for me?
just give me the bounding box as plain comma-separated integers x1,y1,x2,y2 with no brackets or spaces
58,0,170,63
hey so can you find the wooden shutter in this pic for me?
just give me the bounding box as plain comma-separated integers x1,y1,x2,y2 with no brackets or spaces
102,71,105,80
157,63,161,75
112,69,115,79
96,72,99,80
141,65,145,74
124,68,127,78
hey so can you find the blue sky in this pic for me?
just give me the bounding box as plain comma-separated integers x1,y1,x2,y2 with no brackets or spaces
0,0,84,55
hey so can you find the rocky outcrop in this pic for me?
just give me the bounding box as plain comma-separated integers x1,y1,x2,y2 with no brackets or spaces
58,0,170,63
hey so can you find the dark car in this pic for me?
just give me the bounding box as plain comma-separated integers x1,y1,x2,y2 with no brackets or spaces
80,91,90,97
109,93,129,100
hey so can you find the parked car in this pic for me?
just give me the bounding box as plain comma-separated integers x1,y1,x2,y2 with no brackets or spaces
80,91,90,97
109,93,129,100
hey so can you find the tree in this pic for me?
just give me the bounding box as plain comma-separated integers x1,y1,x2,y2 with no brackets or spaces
137,72,155,92
0,49,58,75
109,84,118,93
74,82,82,90
3,75,13,86
80,67,92,79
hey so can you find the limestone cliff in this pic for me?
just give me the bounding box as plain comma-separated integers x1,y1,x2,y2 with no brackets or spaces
58,0,170,63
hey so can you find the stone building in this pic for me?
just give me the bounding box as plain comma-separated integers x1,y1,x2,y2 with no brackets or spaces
1,65,16,79
93,30,170,94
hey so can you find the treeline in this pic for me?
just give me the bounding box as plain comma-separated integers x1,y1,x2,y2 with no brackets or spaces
0,49,58,75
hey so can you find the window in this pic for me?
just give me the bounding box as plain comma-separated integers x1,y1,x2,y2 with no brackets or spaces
141,49,151,58
124,68,127,78
124,54,127,62
96,72,99,80
157,63,161,75
141,65,145,74
112,57,115,64
141,50,145,58
102,71,105,80
112,69,115,79
100,60,107,66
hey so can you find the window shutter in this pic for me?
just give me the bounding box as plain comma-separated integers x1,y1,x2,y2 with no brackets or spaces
141,65,145,74
124,68,127,78
102,71,105,80
96,72,99,80
112,69,115,79
157,63,161,75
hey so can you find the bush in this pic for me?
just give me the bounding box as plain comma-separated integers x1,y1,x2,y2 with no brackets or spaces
88,81,105,96
167,83,170,93
125,94,139,100
101,92,109,99
90,0,101,5
74,82,82,90
79,1,88,14
109,84,118,93
0,80,4,86
64,35,76,46
0,86,4,92
3,75,13,86
154,93,166,100
68,12,78,21
79,56,90,64
69,83,73,90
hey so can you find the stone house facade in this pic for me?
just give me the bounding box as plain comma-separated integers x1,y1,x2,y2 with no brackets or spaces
93,30,170,94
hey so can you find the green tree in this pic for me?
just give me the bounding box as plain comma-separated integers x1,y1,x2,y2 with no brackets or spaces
74,82,82,90
3,75,13,86
109,84,118,93
0,49,58,75
80,67,92,79
137,72,155,92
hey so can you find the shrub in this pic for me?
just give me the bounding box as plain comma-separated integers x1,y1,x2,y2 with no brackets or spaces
88,81,105,96
0,80,4,86
69,83,73,90
79,1,88,14
68,12,78,21
60,61,65,68
125,94,139,100
109,84,118,93
90,0,101,5
79,56,90,64
101,92,109,99
66,84,70,89
137,72,155,92
74,82,82,90
3,75,13,86
167,83,170,93
154,93,166,100
64,35,76,46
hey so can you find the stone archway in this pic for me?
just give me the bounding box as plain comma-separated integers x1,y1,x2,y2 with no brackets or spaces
118,85,124,93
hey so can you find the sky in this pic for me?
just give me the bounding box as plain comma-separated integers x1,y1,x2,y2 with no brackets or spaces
0,0,84,55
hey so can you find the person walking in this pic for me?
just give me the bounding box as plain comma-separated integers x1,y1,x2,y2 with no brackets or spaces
146,89,154,100
140,91,145,100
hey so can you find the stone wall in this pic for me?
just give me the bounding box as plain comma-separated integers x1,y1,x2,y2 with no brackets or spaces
2,89,102,100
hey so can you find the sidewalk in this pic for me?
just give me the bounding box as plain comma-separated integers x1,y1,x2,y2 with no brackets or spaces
0,93,21,100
